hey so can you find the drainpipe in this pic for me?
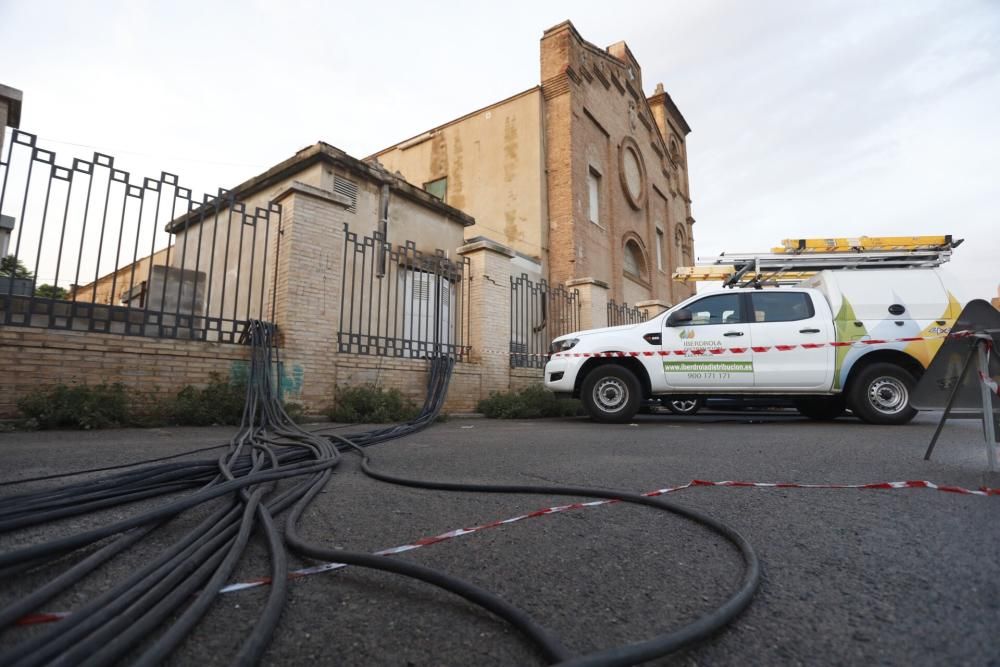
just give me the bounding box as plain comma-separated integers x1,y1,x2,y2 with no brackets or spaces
376,183,390,277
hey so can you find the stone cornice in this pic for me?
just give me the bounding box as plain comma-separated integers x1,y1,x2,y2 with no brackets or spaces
456,237,516,258
647,90,692,136
566,277,610,289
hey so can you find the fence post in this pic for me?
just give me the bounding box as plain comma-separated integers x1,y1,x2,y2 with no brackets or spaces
457,238,516,400
566,277,609,330
267,182,352,409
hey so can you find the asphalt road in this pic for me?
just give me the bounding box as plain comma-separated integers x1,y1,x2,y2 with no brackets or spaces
1,411,998,666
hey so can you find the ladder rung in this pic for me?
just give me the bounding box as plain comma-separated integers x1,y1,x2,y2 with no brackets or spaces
774,235,955,253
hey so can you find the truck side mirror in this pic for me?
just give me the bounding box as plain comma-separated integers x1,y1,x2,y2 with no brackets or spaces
666,308,693,327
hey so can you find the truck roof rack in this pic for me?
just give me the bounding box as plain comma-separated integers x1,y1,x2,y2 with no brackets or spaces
673,235,961,288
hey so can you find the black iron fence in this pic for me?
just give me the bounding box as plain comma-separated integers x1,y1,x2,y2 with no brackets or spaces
509,275,580,368
607,299,649,327
0,129,278,343
336,224,471,361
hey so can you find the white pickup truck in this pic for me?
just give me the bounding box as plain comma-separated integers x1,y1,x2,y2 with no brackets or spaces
544,268,960,425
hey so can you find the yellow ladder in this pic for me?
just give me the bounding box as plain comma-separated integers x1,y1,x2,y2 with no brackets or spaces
772,235,958,253
672,235,959,285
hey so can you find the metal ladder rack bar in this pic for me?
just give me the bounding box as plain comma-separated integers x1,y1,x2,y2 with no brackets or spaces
703,249,951,268
674,250,954,287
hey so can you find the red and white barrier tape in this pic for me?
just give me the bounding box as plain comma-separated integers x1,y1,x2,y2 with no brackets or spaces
550,333,951,360
486,329,1000,361
17,476,997,626
981,339,1000,396
981,371,1000,396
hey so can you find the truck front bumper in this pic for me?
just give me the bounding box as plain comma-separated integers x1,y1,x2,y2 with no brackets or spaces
543,355,585,394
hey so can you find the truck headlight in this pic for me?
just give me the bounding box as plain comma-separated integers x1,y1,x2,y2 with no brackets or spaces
550,338,579,354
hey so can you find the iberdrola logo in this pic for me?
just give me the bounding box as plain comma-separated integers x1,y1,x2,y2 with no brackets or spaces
679,328,696,339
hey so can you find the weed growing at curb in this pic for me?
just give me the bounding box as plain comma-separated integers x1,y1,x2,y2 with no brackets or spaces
326,385,419,423
477,385,581,419
16,383,131,430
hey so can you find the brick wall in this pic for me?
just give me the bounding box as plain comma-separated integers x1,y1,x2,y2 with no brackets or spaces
540,22,696,305
0,322,531,420
326,354,484,413
0,326,250,418
510,367,544,391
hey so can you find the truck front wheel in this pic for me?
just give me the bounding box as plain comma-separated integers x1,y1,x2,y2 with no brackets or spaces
581,365,641,423
848,363,918,425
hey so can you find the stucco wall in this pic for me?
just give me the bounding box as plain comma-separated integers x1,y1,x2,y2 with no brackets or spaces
372,89,546,265
68,247,171,306
166,156,469,336
314,165,465,256
169,163,324,328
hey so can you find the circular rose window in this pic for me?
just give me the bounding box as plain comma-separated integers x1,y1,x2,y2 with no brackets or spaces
618,137,646,209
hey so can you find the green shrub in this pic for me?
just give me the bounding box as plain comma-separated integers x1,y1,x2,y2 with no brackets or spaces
15,375,308,430
126,392,173,428
282,402,305,421
477,384,580,419
326,385,418,423
17,383,131,430
168,373,247,426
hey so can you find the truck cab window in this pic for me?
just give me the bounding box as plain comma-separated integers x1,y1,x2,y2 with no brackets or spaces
687,293,743,326
750,292,814,322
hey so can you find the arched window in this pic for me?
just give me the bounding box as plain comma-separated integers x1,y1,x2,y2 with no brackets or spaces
675,224,691,262
669,138,681,164
623,240,647,280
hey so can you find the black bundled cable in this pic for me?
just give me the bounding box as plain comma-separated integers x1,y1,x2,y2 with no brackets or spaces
0,321,761,666
0,444,232,489
0,321,339,666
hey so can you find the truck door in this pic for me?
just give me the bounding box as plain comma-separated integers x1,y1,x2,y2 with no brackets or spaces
662,293,754,389
748,291,834,390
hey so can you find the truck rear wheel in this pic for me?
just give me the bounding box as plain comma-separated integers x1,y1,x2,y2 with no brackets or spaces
665,398,704,415
795,397,845,421
848,362,918,425
581,365,641,423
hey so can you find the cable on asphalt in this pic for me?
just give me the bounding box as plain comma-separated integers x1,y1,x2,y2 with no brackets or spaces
0,444,232,488
0,320,760,666
338,435,760,667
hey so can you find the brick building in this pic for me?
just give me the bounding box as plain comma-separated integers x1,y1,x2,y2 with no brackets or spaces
0,23,705,417
372,20,696,313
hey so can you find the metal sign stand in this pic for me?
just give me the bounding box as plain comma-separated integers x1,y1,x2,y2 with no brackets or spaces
923,334,998,471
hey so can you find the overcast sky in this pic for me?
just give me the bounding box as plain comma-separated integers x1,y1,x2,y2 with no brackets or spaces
2,0,998,303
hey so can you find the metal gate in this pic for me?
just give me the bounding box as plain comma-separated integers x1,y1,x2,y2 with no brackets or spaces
509,274,580,368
